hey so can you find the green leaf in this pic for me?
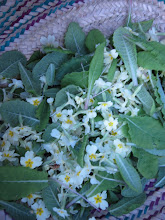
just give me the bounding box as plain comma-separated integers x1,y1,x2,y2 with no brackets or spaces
46,63,56,86
115,154,142,193
157,74,165,109
0,100,40,128
155,167,165,187
76,135,88,168
130,19,153,33
27,50,44,70
107,59,117,82
61,71,88,89
42,180,60,215
85,29,106,52
32,142,45,157
36,98,50,131
42,122,62,142
0,51,26,78
65,22,87,55
144,148,165,156
55,55,92,85
33,51,68,80
113,27,138,86
86,43,104,107
122,115,165,150
137,42,165,71
121,178,148,197
18,62,41,95
43,47,74,55
136,85,155,115
137,52,165,71
0,200,35,220
108,193,146,216
54,85,80,108
86,172,119,197
0,166,48,200
44,88,60,98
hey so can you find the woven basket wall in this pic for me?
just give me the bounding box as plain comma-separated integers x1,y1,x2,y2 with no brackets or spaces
0,0,165,219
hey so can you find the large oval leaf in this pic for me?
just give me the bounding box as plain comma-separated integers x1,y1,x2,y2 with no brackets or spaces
0,166,48,201
109,193,146,216
0,100,40,128
115,154,142,193
0,200,36,220
0,51,26,78
113,27,138,86
32,51,68,80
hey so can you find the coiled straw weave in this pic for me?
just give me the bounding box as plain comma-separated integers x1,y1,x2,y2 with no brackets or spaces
0,0,165,219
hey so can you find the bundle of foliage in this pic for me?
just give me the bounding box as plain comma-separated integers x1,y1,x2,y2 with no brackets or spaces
0,18,165,220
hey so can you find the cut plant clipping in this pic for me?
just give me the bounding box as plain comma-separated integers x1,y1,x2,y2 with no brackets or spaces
0,17,165,220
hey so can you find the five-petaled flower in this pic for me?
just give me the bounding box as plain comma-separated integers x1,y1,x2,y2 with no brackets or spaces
88,191,108,210
20,151,42,169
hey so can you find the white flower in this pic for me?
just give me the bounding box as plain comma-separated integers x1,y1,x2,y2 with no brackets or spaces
96,101,113,111
8,79,24,89
53,207,69,219
114,139,132,157
94,78,111,89
26,96,43,106
3,127,20,144
51,128,61,139
39,76,46,84
86,109,97,119
42,142,58,154
90,174,100,185
0,139,11,151
89,217,96,220
21,194,41,206
104,48,118,72
75,96,84,105
47,97,54,104
146,27,159,42
104,117,118,132
61,116,76,130
40,35,59,48
88,191,108,210
31,200,50,220
0,150,19,161
58,173,72,186
86,144,98,161
20,151,42,169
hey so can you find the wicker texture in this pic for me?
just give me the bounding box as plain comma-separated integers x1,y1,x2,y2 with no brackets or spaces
0,0,165,219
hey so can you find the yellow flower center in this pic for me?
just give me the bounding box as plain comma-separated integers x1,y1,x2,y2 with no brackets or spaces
113,159,116,164
108,114,112,117
102,103,108,107
65,119,73,124
36,208,44,216
65,175,70,183
118,144,123,148
56,113,62,117
1,141,5,147
25,159,34,168
111,130,117,136
107,89,111,94
109,54,113,60
77,171,81,176
4,153,11,158
94,195,102,204
25,146,30,150
101,155,105,158
147,75,150,79
90,98,94,103
33,99,40,106
59,210,64,214
108,122,113,127
89,154,97,160
9,130,14,137
27,194,33,199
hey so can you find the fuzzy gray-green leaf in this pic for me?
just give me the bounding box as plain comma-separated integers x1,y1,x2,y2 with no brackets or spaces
0,201,35,220
0,100,40,128
65,22,87,55
115,154,142,193
19,62,41,95
0,166,48,201
113,27,138,86
0,51,26,78
46,63,56,86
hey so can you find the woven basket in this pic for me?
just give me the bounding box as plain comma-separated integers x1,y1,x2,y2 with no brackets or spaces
0,0,165,219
